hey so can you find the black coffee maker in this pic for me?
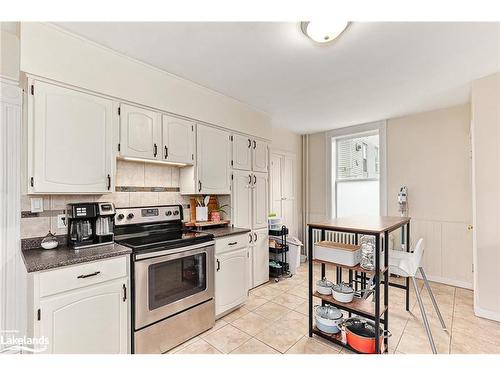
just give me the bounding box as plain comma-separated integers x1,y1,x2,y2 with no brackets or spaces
67,202,116,249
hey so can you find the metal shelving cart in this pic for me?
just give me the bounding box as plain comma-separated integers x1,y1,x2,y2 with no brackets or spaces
307,216,410,354
269,225,291,282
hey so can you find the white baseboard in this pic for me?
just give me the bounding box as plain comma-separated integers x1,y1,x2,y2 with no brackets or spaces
474,305,500,322
416,274,473,290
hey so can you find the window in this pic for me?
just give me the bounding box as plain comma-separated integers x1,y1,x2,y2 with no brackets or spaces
362,142,368,174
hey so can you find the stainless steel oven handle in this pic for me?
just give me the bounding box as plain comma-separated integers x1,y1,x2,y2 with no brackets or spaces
135,241,215,260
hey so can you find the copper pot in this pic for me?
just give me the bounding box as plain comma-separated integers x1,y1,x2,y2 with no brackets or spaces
344,317,391,354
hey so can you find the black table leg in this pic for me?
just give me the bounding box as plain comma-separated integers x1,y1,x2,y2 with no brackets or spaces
374,233,381,354
405,221,411,311
308,225,313,336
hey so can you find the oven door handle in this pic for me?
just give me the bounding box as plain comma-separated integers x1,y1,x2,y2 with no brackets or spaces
134,241,215,261
216,258,220,272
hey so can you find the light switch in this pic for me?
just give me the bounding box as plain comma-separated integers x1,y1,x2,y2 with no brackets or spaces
30,197,44,213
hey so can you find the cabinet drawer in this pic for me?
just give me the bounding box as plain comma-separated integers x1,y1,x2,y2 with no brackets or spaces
215,233,250,254
39,256,127,297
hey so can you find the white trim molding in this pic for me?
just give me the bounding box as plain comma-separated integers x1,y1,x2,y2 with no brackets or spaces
0,77,26,350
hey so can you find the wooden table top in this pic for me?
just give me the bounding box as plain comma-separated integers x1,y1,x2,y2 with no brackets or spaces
308,216,410,234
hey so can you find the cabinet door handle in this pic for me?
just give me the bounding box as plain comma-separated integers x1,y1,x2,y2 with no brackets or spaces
253,140,256,149
253,175,257,184
198,180,202,192
248,139,251,148
164,146,168,159
77,271,101,279
249,233,253,243
216,259,220,272
248,174,252,184
122,284,127,302
153,143,158,157
254,233,257,242
228,241,238,246
107,174,111,190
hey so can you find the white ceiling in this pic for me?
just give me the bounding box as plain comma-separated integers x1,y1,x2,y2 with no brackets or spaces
55,22,500,134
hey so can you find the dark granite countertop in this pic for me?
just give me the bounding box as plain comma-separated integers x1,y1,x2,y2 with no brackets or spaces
196,226,251,238
22,243,132,273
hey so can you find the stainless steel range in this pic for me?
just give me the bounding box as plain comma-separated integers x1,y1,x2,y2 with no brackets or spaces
114,205,215,354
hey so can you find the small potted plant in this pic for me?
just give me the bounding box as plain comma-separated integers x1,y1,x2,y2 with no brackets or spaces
210,202,230,222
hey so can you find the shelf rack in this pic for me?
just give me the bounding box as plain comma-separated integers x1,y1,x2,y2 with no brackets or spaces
269,225,291,281
307,216,411,354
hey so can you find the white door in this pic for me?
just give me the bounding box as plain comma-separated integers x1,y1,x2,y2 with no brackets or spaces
252,172,269,229
197,124,231,194
39,279,128,354
252,140,268,172
231,170,252,229
281,155,296,235
270,154,282,217
162,115,194,164
30,80,113,193
215,247,248,316
232,134,252,171
252,228,269,287
119,103,161,160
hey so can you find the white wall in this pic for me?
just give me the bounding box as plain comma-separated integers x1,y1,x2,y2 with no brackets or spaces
387,104,473,288
0,23,20,81
19,23,271,139
471,72,500,321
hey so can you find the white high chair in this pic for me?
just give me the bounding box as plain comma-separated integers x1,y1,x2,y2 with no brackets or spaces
389,238,447,354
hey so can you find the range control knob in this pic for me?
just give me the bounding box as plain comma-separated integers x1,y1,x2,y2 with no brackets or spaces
165,211,172,216
127,213,134,220
117,214,124,220
173,210,180,215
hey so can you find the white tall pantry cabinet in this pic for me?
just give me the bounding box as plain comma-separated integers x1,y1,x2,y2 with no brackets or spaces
231,136,270,289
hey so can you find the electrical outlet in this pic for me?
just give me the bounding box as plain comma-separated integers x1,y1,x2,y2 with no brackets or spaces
30,197,44,213
57,214,67,229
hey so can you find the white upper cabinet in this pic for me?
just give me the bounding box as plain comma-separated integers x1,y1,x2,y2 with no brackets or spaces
232,135,269,172
252,172,269,229
232,134,252,171
119,103,161,160
28,80,113,194
162,115,195,165
196,124,231,194
231,170,252,229
252,140,269,172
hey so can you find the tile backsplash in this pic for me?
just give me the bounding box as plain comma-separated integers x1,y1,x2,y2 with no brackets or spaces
20,160,191,240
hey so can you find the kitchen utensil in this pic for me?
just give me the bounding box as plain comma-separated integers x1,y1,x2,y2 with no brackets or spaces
204,195,210,206
331,282,355,303
360,235,375,270
344,317,391,354
314,241,361,266
316,277,334,295
41,231,58,250
315,305,343,334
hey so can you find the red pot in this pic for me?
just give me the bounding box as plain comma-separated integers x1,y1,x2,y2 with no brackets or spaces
210,211,221,222
344,318,390,354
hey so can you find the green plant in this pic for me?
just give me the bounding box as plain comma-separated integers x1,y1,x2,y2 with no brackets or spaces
212,202,230,216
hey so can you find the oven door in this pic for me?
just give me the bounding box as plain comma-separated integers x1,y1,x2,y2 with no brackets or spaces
134,242,214,329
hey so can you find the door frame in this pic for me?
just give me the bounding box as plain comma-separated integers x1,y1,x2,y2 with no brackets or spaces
325,121,387,219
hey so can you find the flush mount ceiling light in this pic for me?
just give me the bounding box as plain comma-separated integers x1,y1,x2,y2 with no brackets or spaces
300,21,350,43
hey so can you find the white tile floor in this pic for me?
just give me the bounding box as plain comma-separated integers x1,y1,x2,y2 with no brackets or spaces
168,263,500,354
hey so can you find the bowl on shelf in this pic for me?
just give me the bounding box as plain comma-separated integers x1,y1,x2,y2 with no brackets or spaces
331,282,355,303
316,277,333,295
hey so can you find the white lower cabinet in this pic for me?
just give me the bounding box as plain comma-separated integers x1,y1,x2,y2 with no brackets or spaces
29,256,129,354
215,240,248,317
251,228,269,288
